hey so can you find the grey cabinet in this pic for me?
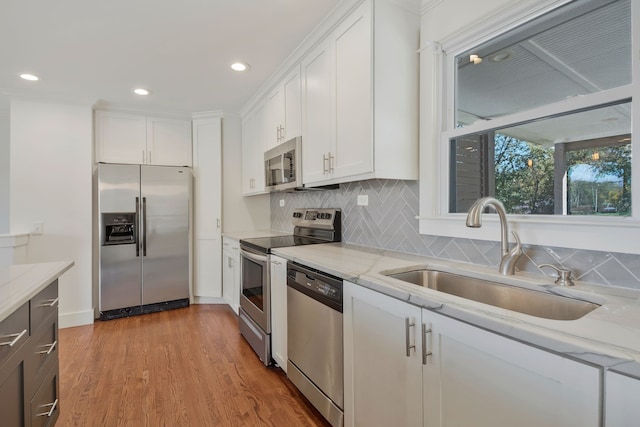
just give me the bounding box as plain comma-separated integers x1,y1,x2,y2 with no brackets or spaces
0,350,27,426
0,280,59,427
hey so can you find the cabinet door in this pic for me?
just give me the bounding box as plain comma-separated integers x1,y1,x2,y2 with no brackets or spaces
222,237,240,313
333,2,373,180
344,281,423,427
95,111,146,164
605,371,640,426
222,250,237,312
270,255,288,371
0,350,26,427
422,309,601,427
301,39,333,185
192,117,222,298
241,102,267,195
283,65,302,140
147,117,192,166
266,86,285,150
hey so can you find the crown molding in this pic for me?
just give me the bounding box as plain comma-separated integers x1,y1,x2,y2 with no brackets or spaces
421,0,445,15
240,0,363,116
192,110,224,120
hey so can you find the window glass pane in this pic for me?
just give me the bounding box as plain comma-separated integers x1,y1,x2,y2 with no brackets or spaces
455,0,631,128
449,101,632,215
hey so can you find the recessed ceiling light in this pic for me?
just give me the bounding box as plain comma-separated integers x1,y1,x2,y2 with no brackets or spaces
231,62,249,72
134,88,150,96
20,73,39,81
491,51,512,62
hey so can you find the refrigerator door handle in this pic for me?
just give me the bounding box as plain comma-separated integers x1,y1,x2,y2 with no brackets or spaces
135,197,140,257
142,196,147,257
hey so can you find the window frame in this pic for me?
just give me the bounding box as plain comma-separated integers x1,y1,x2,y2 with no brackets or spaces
418,0,640,254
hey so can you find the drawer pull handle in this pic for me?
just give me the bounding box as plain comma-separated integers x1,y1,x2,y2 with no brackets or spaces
405,317,416,357
0,329,27,347
422,323,432,365
37,399,58,417
39,297,59,308
37,340,57,355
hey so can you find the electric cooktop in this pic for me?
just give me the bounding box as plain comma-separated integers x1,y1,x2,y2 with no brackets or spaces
239,208,341,254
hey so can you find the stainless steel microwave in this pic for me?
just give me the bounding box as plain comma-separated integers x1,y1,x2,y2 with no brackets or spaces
264,136,301,192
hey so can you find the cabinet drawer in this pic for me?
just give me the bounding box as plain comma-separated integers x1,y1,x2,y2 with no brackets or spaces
0,302,29,370
28,316,58,388
31,280,59,332
31,362,59,427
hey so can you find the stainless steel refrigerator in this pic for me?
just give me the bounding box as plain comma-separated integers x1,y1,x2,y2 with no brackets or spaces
98,163,191,320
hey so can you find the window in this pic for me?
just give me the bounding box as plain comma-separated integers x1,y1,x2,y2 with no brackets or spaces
448,0,631,216
418,0,640,253
449,101,632,216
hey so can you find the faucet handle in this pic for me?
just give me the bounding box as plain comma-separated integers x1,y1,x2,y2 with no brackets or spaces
539,264,574,286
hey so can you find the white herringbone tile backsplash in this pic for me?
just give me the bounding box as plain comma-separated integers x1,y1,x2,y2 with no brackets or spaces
271,179,640,291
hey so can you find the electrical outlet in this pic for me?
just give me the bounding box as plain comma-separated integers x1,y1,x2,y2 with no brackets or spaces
279,199,285,207
31,222,44,235
357,195,369,206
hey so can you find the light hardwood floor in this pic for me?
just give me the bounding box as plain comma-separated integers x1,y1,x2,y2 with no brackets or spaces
57,305,331,426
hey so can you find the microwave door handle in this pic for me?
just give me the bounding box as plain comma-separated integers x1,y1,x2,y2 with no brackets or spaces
281,154,286,183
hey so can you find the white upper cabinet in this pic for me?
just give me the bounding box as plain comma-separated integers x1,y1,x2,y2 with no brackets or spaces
301,0,419,187
95,110,192,166
95,111,146,164
147,117,192,167
241,101,267,195
301,38,333,184
266,65,302,149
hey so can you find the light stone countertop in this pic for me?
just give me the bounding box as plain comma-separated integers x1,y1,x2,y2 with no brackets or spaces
272,242,640,379
0,261,74,323
222,230,290,241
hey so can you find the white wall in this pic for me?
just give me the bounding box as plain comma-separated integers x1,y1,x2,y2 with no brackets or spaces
221,114,270,232
10,99,93,328
0,109,9,233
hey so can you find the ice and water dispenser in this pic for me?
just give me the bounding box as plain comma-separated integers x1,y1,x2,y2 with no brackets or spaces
102,213,136,246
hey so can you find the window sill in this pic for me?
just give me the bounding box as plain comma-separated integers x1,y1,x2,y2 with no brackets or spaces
418,214,640,255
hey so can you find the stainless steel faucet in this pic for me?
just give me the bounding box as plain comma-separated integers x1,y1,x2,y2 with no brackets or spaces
466,197,522,275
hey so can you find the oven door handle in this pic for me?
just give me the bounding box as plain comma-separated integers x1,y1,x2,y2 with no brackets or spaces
240,249,269,265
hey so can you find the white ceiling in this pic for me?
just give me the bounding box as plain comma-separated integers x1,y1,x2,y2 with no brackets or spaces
0,0,342,115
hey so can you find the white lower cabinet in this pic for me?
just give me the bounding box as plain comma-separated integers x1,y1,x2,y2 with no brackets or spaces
344,281,601,427
222,237,240,313
605,371,640,426
270,255,288,371
344,281,423,427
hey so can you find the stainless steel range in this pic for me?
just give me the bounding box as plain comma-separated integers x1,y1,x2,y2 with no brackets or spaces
238,208,341,366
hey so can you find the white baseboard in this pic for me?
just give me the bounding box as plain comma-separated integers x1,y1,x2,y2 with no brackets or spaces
192,296,226,305
59,309,95,329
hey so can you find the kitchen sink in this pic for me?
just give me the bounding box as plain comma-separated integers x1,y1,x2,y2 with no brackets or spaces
383,269,600,320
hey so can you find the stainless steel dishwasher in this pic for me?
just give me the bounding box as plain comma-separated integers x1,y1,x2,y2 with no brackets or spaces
287,262,344,427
